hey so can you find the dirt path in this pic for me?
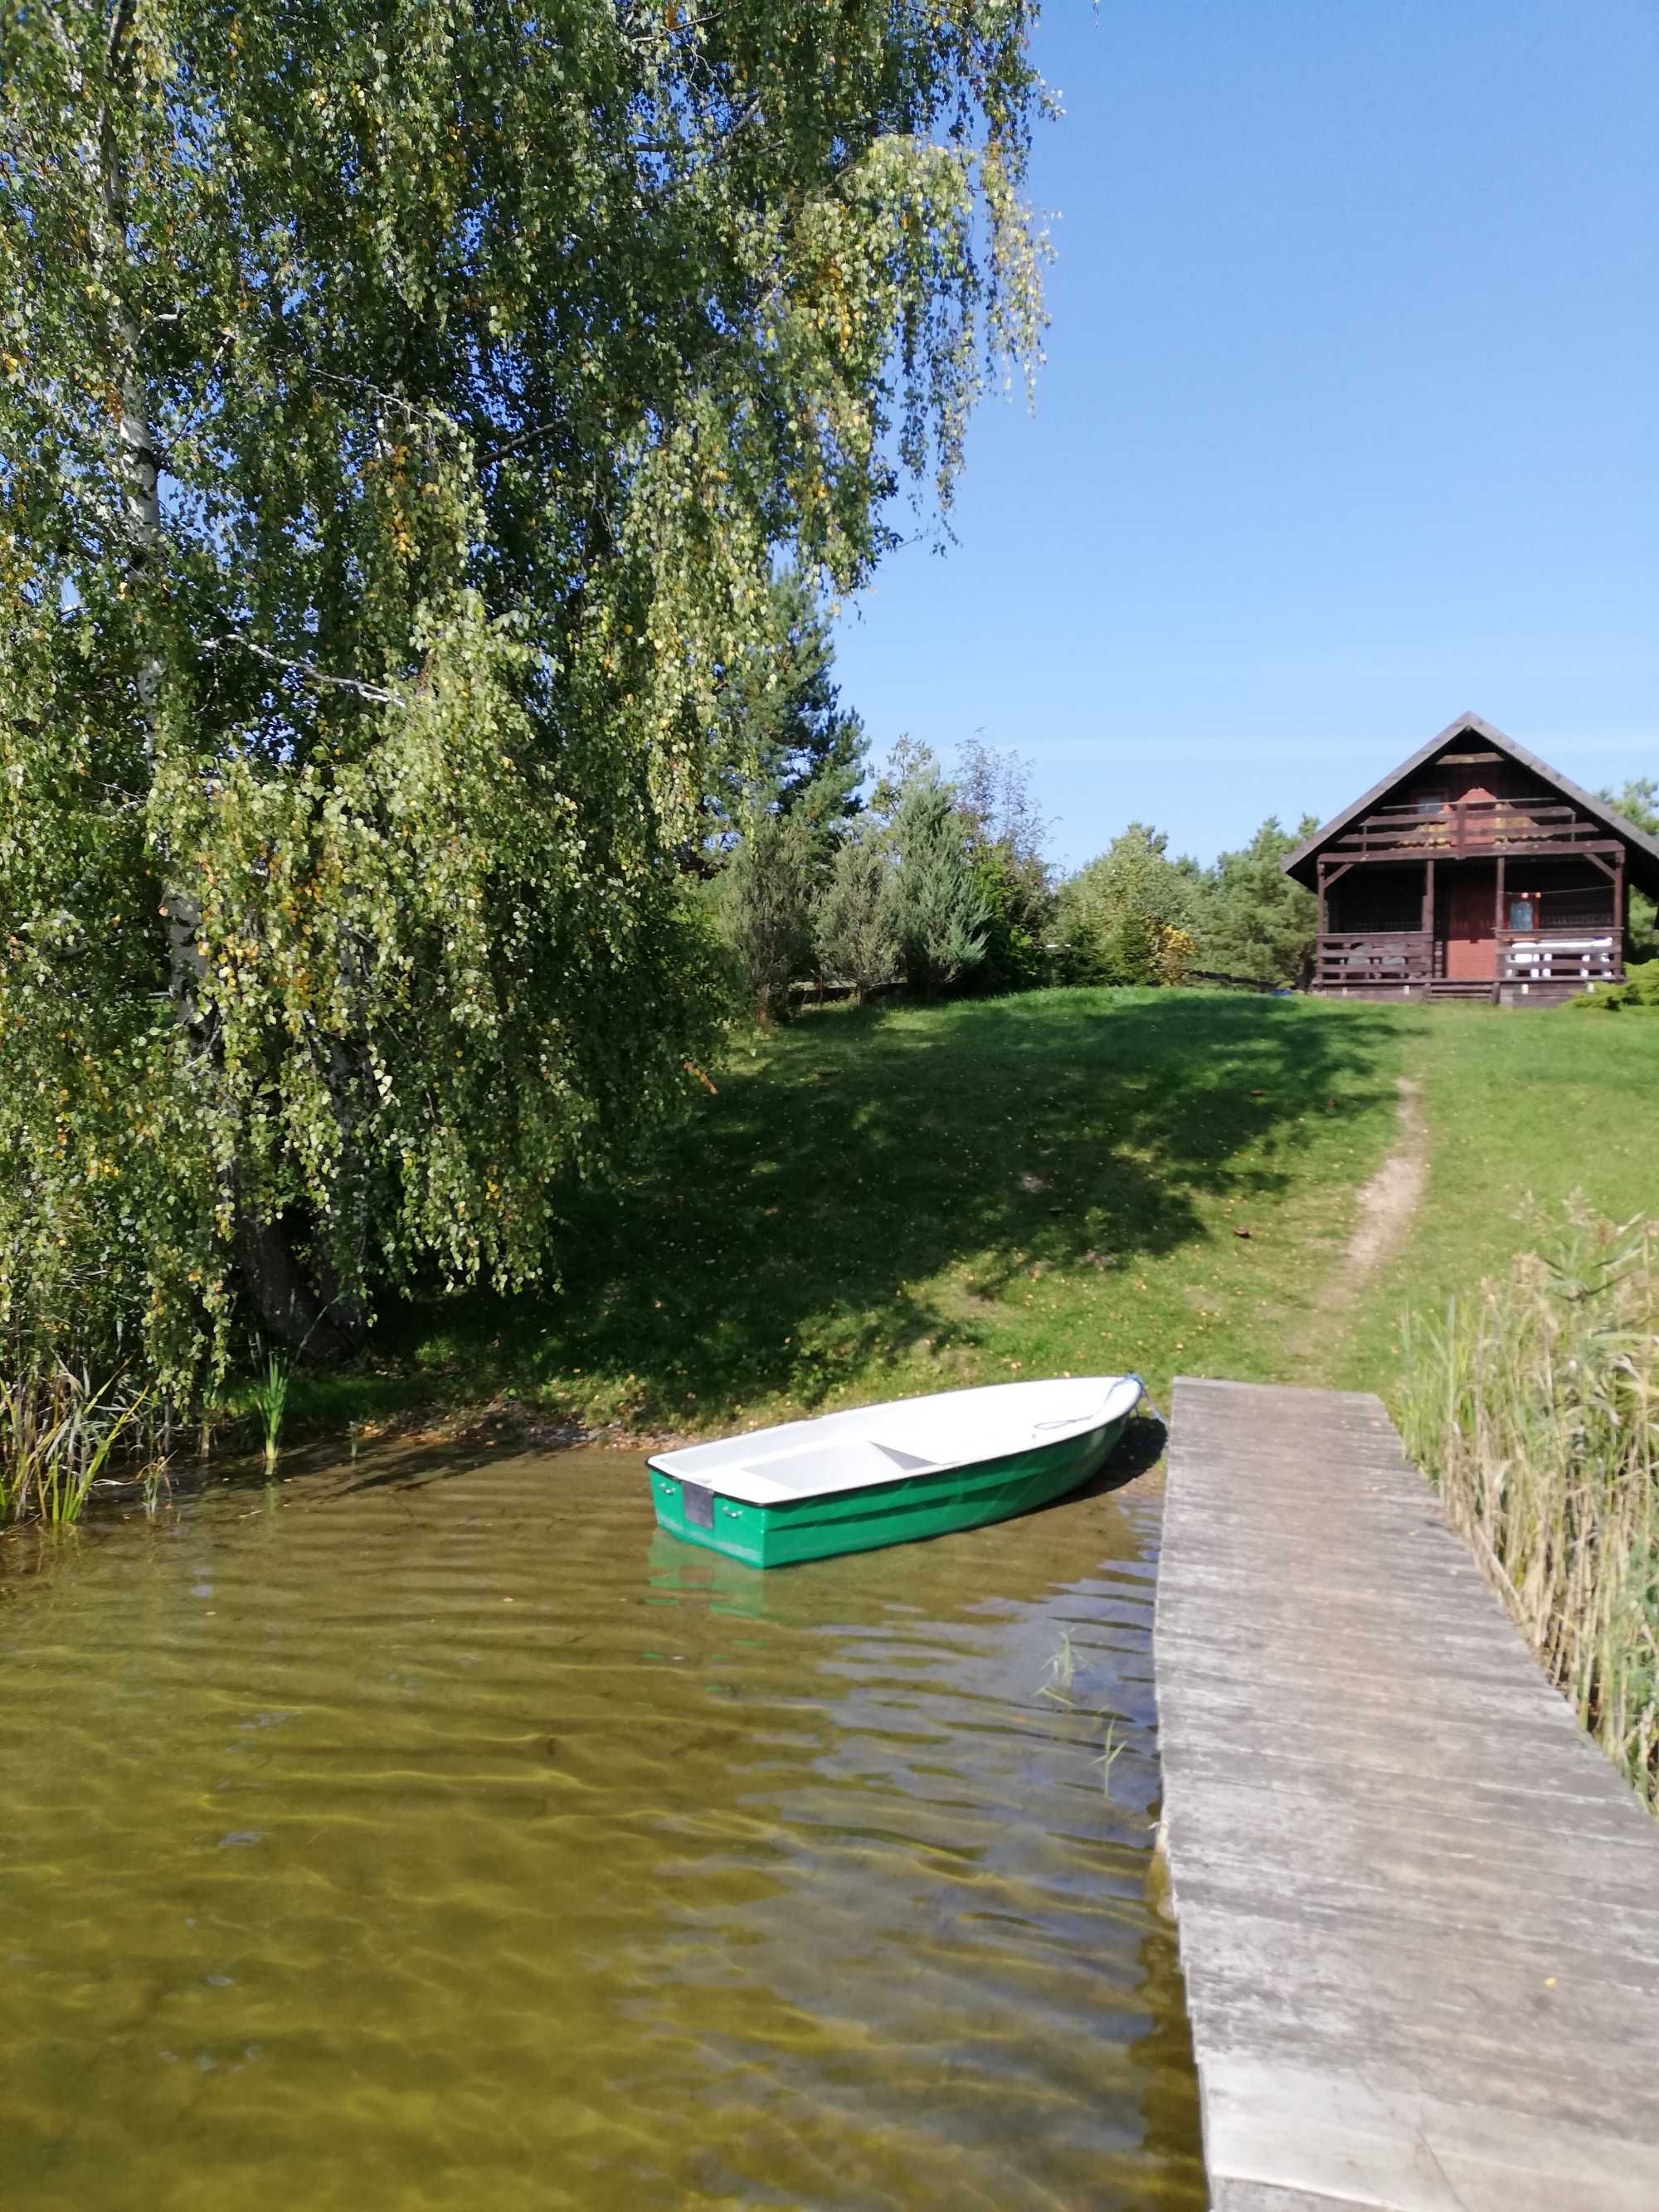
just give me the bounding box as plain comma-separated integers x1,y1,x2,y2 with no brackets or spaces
1282,1074,1428,1378
1344,1075,1428,1281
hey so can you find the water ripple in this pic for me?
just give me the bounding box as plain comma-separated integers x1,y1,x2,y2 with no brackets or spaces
0,1446,1201,2210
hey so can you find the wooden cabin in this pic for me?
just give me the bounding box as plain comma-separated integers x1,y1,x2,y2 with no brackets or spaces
1283,713,1659,1005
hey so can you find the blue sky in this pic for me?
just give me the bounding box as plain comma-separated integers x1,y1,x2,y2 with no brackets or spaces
832,0,1659,868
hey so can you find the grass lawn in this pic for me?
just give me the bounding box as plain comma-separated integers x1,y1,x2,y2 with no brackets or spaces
301,987,1414,1439
1341,1004,1659,1398
289,988,1659,1446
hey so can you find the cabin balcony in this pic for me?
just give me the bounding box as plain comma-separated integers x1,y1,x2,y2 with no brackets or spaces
1315,924,1623,998
1325,798,1621,863
1498,928,1619,987
1315,930,1435,989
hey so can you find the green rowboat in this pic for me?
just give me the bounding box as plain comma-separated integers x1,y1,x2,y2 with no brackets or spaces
647,1375,1146,1568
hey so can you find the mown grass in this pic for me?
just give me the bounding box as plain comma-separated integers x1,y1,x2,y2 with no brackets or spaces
303,988,1411,1437
1342,1006,1659,1393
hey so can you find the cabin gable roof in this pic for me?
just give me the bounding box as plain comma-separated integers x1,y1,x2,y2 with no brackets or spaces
1281,713,1659,896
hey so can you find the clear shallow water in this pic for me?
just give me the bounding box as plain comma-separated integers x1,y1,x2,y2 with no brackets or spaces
0,1441,1203,2211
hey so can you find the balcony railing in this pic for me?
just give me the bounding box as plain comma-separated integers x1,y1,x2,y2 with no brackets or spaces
1499,930,1619,986
1327,799,1614,862
1316,931,1435,987
1316,925,1622,991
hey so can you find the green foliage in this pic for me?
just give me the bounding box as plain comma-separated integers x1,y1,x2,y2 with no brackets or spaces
1196,816,1320,987
0,0,1044,1390
705,573,870,1018
969,844,1054,991
955,738,1057,993
719,733,1046,1015
248,1353,292,1473
714,808,818,1025
1568,958,1659,1013
708,571,869,848
815,824,901,1000
1602,779,1659,963
885,768,991,996
1606,777,1659,838
1056,826,1202,986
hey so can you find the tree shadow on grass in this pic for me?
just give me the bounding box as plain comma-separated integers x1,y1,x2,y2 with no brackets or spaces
382,991,1403,1427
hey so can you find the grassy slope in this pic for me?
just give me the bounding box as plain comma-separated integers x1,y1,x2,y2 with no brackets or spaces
309,989,1413,1437
1342,1005,1659,1398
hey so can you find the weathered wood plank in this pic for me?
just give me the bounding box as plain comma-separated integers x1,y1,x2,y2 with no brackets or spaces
1157,1375,1659,2212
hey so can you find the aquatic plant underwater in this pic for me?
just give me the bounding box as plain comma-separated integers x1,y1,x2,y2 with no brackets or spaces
1038,1629,1134,1805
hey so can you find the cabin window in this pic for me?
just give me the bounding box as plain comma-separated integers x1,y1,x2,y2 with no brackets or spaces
1413,787,1448,816
1508,895,1537,932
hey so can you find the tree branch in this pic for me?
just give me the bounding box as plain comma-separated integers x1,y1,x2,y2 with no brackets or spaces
202,633,401,706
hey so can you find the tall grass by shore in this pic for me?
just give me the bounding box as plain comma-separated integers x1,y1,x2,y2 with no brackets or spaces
1398,1208,1659,1814
0,1357,163,1526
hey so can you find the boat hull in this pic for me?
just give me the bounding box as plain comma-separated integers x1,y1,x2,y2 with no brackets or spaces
648,1409,1132,1568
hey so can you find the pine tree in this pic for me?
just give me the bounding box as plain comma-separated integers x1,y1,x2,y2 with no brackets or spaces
709,572,868,849
887,774,990,995
1198,817,1321,986
715,810,818,1025
815,826,901,999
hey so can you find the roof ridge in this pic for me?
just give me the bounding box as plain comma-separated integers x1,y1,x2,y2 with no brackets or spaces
1280,717,1659,890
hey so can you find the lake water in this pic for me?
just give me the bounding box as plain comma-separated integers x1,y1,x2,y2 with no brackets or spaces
1,1441,1204,2210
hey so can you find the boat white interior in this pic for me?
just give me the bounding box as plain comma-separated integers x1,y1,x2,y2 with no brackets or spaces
649,1375,1145,1506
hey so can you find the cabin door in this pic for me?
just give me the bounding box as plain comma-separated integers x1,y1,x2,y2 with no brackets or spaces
1442,868,1496,981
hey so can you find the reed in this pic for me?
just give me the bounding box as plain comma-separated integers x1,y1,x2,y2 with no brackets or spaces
248,1353,291,1473
0,1355,158,1525
1397,1204,1659,1814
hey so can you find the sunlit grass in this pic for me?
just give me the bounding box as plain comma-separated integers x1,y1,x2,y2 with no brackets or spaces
1344,1005,1659,1389
1397,1205,1659,1813
319,989,1411,1438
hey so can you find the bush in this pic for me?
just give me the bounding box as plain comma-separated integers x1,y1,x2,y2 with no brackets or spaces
1055,825,1202,986
968,844,1055,993
1568,959,1659,1012
1196,816,1320,987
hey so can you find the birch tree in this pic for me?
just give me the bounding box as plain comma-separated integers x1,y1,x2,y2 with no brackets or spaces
0,0,1044,1383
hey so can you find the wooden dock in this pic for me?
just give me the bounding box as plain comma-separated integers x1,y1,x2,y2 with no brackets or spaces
1156,1376,1659,2212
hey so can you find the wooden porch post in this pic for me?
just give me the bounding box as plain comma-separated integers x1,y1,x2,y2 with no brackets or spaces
1613,855,1626,982
1316,860,1327,970
1422,858,1434,982
1495,855,1506,986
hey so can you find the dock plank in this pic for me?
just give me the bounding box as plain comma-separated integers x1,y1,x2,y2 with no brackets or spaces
1157,1376,1659,2211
